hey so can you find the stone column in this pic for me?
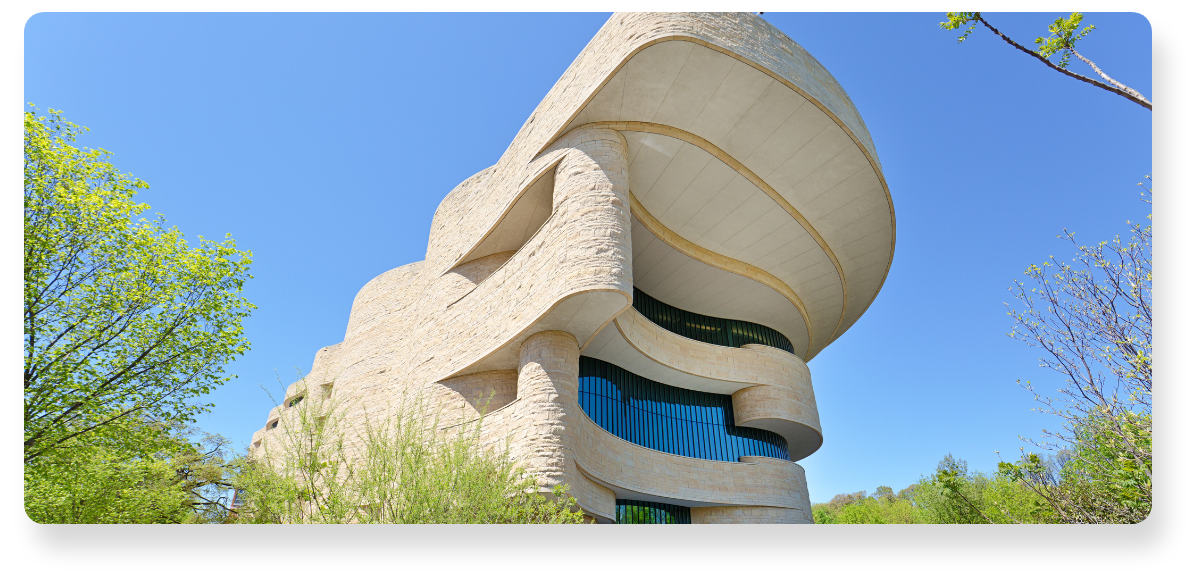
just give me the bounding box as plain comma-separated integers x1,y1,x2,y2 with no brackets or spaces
515,330,580,493
550,127,633,298
501,127,629,521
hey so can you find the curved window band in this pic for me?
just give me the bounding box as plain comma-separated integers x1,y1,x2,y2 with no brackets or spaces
632,287,794,354
615,499,691,524
578,357,789,462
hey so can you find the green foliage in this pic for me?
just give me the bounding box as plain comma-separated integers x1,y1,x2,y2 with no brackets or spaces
916,454,1055,524
815,455,1055,524
938,12,1149,109
939,12,982,43
1004,183,1152,523
999,411,1152,523
812,505,834,524
25,428,186,523
1035,13,1095,67
812,486,919,524
233,381,585,524
941,11,1095,64
24,419,237,524
1071,411,1152,516
23,106,256,464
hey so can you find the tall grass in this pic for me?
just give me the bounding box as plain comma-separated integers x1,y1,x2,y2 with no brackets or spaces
234,381,584,524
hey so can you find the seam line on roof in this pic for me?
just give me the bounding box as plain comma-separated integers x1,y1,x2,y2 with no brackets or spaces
540,34,897,358
585,121,842,359
628,191,814,361
637,42,694,127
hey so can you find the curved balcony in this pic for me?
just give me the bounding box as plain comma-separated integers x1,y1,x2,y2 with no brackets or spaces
583,308,823,460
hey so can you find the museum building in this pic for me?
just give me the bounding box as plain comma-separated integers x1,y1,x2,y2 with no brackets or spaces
251,12,895,524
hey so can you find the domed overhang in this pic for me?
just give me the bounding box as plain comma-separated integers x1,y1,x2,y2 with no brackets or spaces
550,28,895,361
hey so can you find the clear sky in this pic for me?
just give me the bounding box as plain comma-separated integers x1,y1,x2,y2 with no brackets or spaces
24,12,1151,504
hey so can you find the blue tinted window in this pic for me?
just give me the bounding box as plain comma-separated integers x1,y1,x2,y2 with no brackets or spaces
579,357,789,462
632,288,794,353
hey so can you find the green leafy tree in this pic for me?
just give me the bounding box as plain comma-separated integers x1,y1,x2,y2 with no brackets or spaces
25,420,187,523
812,486,919,524
912,454,1055,524
24,418,238,524
940,12,1151,110
836,498,891,524
1000,182,1152,523
812,505,835,524
938,454,968,475
23,106,255,465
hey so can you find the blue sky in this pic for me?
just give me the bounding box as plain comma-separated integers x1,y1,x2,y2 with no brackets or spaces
24,12,1151,504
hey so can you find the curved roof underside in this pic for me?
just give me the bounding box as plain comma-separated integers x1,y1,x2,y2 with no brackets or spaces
438,14,894,362
631,216,810,357
559,39,892,359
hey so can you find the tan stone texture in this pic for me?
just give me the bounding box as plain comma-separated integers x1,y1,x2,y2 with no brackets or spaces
692,505,811,524
249,13,895,525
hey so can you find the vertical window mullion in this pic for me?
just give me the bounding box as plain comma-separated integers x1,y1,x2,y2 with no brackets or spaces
669,386,680,456
701,393,714,461
667,388,676,458
654,386,664,455
723,407,736,462
684,390,695,459
624,392,632,446
638,378,647,451
604,381,614,436
705,397,718,461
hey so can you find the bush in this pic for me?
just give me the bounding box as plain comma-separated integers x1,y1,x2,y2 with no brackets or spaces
233,382,585,524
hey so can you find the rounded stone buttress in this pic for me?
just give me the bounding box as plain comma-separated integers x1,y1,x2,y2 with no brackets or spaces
514,330,580,491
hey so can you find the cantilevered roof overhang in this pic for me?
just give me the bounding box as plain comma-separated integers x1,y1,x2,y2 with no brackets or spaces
553,38,894,360
439,13,893,376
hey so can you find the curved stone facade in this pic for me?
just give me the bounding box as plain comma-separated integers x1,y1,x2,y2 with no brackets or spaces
251,12,893,524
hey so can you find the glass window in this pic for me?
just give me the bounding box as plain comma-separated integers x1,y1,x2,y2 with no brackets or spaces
633,287,794,353
579,357,789,462
614,499,691,524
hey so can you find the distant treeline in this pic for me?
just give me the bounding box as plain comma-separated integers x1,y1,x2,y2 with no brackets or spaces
814,446,1149,524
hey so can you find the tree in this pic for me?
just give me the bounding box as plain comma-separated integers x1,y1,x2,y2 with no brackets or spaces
892,454,1052,524
25,418,186,523
940,12,1151,110
936,453,968,475
811,487,920,524
999,181,1152,523
23,106,255,465
24,419,238,524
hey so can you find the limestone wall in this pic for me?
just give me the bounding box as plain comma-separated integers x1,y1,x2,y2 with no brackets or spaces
244,13,886,525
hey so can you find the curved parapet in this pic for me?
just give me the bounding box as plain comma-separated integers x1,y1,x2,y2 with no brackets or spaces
610,307,811,392
692,505,812,524
427,127,634,380
732,382,822,460
573,408,812,513
344,262,425,343
629,196,811,356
